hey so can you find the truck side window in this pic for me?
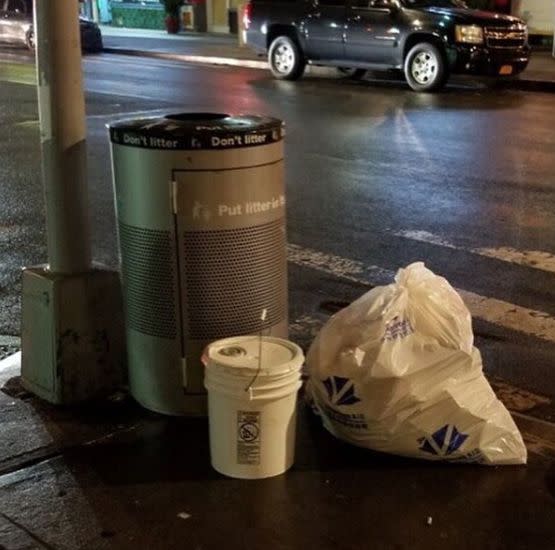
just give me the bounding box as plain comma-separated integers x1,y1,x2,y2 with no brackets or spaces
318,0,347,6
351,0,391,8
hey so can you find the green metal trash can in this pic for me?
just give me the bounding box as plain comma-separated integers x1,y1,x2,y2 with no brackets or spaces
109,113,288,416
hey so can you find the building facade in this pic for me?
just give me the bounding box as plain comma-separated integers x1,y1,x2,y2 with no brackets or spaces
105,0,242,33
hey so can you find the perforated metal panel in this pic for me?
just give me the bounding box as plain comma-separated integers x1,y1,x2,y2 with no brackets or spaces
118,223,177,339
182,219,286,340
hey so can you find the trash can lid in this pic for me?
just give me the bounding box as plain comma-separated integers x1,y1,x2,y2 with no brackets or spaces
108,113,284,151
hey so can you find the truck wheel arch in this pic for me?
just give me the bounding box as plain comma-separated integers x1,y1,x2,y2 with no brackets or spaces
266,25,302,51
402,32,448,64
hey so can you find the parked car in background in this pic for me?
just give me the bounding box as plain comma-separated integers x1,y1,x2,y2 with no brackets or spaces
243,0,530,92
0,0,103,52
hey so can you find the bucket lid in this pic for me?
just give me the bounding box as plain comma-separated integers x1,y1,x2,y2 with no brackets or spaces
204,336,304,377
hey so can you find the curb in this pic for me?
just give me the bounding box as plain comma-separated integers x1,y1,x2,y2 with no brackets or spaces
102,47,555,93
102,47,267,70
505,78,555,94
0,350,20,373
0,336,20,362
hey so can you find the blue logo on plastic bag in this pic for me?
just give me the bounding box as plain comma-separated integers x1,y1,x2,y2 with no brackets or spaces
322,376,361,406
419,425,468,456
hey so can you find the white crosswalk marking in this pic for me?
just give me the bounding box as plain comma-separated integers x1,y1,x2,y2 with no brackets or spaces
287,243,555,343
393,229,555,275
287,243,391,285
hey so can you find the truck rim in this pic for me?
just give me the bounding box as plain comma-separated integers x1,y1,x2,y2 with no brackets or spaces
272,42,294,75
411,51,437,85
27,29,35,50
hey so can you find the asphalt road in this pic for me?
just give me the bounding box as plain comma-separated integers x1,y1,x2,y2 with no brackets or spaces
2,48,555,404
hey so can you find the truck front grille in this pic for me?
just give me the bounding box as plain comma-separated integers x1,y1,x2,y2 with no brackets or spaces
485,26,527,49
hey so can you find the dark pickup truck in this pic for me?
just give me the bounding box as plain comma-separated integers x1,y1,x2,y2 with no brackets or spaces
243,0,530,91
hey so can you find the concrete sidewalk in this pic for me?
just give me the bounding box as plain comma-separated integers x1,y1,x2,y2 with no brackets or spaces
101,25,265,67
0,348,554,550
100,25,555,93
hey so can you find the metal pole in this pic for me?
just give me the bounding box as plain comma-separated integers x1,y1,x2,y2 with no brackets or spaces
34,0,91,274
21,0,124,405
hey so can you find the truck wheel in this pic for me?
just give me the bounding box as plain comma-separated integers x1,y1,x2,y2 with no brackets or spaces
337,68,367,80
268,36,306,81
404,43,447,92
25,28,35,51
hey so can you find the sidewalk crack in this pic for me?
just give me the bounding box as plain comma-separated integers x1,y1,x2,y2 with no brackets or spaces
0,510,60,550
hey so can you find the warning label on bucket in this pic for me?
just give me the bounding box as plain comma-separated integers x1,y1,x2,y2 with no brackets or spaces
237,411,261,465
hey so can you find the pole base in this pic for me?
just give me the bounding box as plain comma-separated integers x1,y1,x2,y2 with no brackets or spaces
20,265,125,405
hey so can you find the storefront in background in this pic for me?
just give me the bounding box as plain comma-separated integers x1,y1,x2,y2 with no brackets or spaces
79,0,112,23
105,0,240,33
182,0,242,33
205,0,240,33
109,0,165,29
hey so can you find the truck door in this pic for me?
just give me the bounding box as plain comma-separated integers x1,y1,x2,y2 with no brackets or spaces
344,0,401,65
302,0,347,61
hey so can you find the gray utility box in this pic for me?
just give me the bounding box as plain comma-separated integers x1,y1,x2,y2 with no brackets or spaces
109,113,288,416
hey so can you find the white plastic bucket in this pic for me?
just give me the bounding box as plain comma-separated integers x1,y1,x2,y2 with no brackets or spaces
203,336,304,479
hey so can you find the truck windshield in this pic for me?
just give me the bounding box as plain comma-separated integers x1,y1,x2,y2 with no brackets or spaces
401,0,469,8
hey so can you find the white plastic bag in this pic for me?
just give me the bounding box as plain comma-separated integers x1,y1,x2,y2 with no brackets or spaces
306,262,527,465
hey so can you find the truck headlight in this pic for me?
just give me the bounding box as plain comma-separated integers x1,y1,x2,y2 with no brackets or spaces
455,25,484,45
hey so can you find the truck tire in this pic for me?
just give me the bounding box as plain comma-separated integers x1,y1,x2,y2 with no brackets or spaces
404,42,447,92
268,36,306,81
